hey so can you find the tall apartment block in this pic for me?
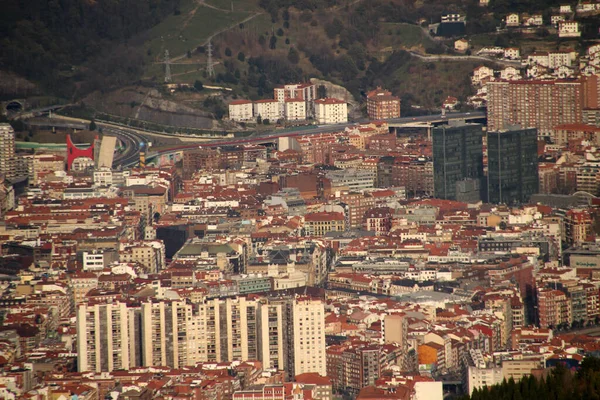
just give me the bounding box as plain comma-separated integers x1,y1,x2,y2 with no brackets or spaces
76,301,142,372
0,123,16,180
77,296,325,375
487,80,582,136
274,83,317,117
366,87,401,120
432,122,484,202
487,127,539,204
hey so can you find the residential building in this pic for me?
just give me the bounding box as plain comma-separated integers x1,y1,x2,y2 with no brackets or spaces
285,98,307,121
563,209,593,246
0,123,16,180
287,297,326,378
254,99,281,122
326,168,376,192
77,301,141,372
487,127,539,204
274,83,317,116
463,350,503,395
366,87,401,120
537,288,570,328
558,21,581,37
304,212,345,236
229,100,254,121
314,98,348,125
432,122,484,201
487,80,583,135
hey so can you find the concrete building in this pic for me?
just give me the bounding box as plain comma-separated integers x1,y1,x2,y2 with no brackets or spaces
537,288,570,328
326,168,376,192
487,80,582,135
304,212,345,236
463,349,503,395
558,21,581,37
384,314,407,352
288,298,325,377
366,87,401,120
0,123,16,181
22,154,65,184
563,209,593,246
229,100,254,121
487,127,539,204
285,98,307,121
274,83,317,116
254,99,281,122
77,301,141,372
432,122,483,201
314,98,348,125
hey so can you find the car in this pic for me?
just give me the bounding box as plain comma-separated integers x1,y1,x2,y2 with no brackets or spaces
412,117,417,121
466,112,471,115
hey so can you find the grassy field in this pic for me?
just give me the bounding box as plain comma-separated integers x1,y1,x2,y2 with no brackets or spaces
379,23,436,50
144,0,258,61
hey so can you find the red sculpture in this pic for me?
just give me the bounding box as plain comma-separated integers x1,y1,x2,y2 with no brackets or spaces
66,134,95,170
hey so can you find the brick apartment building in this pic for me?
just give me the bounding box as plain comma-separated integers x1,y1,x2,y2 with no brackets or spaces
487,80,583,136
366,87,401,120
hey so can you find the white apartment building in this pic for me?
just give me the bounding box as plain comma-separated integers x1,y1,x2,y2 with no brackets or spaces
257,302,285,370
229,100,254,121
77,302,140,372
465,349,504,395
285,98,307,120
314,98,348,124
559,21,581,37
254,99,281,121
0,123,16,180
548,51,573,69
290,298,326,377
83,250,109,271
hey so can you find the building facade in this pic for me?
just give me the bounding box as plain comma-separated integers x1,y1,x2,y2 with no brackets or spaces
366,87,401,120
487,127,539,204
432,122,484,201
314,99,348,125
487,80,582,136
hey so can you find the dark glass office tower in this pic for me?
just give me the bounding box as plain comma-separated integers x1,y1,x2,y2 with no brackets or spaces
432,122,484,201
487,127,539,204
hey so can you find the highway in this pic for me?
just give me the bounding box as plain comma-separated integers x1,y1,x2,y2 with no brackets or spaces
148,111,487,157
45,110,486,167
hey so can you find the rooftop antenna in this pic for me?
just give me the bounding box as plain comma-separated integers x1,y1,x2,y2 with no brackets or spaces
207,40,215,78
164,50,172,83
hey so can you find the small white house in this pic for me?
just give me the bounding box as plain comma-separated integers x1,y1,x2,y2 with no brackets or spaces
506,13,520,27
504,48,521,60
454,39,470,52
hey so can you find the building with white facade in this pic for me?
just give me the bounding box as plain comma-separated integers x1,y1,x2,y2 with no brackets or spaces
464,349,504,395
254,99,281,121
314,98,347,125
229,100,254,121
558,21,581,37
0,123,16,181
285,98,307,120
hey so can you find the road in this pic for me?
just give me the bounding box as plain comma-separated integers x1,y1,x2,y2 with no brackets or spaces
409,51,521,67
47,111,485,167
150,111,486,156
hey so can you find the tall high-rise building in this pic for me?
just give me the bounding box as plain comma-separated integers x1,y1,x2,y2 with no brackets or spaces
76,301,142,372
487,127,539,204
0,123,16,180
76,296,325,374
432,122,484,201
284,296,326,379
487,80,582,136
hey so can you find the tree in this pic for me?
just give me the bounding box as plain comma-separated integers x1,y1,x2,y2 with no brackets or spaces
276,28,284,36
288,47,300,64
225,47,232,56
259,35,267,47
237,52,245,62
194,80,203,91
187,50,192,58
89,119,97,131
256,115,262,124
263,118,270,125
269,35,277,49
325,17,344,38
318,85,327,99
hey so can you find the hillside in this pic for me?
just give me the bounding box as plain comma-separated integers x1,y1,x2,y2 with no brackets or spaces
4,0,588,125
